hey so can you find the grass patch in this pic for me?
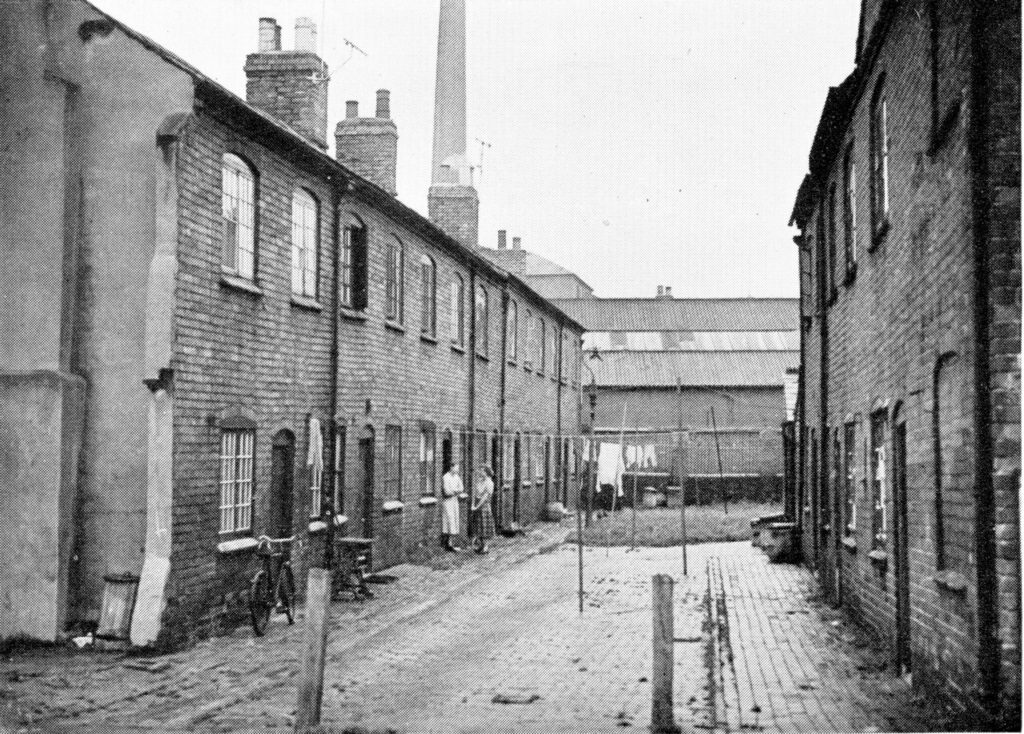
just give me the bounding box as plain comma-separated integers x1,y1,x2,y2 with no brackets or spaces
577,501,782,547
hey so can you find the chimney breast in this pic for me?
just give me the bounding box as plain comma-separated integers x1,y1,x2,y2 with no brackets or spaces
512,236,521,251
376,89,391,119
245,18,328,150
497,230,507,249
258,18,281,52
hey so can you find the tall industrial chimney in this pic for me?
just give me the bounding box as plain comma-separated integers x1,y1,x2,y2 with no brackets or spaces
427,0,479,248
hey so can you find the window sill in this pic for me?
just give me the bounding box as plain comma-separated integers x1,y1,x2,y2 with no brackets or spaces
933,570,968,592
308,520,327,534
843,264,858,287
523,364,533,373
842,536,858,551
868,549,888,566
290,295,323,312
869,219,890,251
451,343,466,354
339,306,368,322
385,321,406,334
382,500,405,512
334,514,348,527
507,359,517,368
219,272,263,297
475,353,489,363
217,536,258,554
419,496,438,506
420,333,438,346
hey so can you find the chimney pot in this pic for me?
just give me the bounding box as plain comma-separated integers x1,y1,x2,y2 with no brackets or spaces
346,100,359,119
657,285,664,297
512,236,521,251
497,230,507,249
258,18,281,52
376,89,391,119
665,286,673,298
294,17,317,52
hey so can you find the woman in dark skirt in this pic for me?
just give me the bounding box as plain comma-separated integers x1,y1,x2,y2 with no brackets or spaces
471,466,496,554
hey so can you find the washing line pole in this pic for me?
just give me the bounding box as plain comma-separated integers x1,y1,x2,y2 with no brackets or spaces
710,405,727,515
677,377,687,576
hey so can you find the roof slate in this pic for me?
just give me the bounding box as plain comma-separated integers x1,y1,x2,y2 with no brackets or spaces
589,350,800,388
552,298,800,332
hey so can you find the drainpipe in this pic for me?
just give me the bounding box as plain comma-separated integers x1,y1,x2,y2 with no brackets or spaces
498,284,508,524
793,234,808,530
814,201,828,570
467,270,477,471
555,320,563,504
968,0,998,712
323,178,347,570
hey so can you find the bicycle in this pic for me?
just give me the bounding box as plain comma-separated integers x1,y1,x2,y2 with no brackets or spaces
248,535,297,636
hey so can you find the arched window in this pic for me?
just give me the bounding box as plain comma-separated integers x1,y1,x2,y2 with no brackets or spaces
291,188,318,298
221,153,256,280
524,309,534,368
451,274,465,347
475,283,488,357
538,318,547,374
420,254,436,337
386,235,404,323
870,75,889,241
340,213,368,310
506,299,518,362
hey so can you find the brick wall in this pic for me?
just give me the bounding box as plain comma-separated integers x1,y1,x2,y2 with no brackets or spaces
795,0,1020,721
167,109,582,642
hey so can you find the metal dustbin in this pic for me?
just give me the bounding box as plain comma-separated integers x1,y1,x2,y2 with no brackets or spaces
96,573,140,642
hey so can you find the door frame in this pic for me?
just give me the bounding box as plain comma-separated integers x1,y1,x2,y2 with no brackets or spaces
892,406,911,674
270,429,296,540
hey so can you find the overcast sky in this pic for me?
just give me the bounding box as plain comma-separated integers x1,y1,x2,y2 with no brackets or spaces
97,0,860,299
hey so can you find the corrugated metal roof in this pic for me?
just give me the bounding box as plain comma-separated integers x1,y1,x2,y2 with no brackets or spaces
589,351,800,388
552,298,800,331
583,330,800,351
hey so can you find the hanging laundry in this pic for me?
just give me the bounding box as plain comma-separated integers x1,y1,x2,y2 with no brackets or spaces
626,445,640,468
598,442,624,493
642,444,658,468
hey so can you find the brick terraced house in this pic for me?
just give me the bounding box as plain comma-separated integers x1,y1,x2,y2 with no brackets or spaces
0,0,583,649
790,0,1020,726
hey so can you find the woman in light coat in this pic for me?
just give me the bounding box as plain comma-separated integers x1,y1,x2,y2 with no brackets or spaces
471,466,496,554
440,464,463,551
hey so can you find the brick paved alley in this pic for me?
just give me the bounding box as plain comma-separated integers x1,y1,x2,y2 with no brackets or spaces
1,525,952,733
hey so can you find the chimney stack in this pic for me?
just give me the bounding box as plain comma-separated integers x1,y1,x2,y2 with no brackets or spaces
512,236,521,251
657,285,664,297
665,286,673,298
376,89,391,119
497,230,507,249
245,17,329,151
335,90,399,196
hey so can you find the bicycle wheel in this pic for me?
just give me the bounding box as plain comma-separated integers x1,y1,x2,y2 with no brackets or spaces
278,564,296,625
249,570,272,636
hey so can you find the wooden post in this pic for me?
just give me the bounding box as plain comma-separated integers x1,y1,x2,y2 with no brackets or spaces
651,574,676,733
677,379,687,576
710,405,727,515
295,568,332,733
